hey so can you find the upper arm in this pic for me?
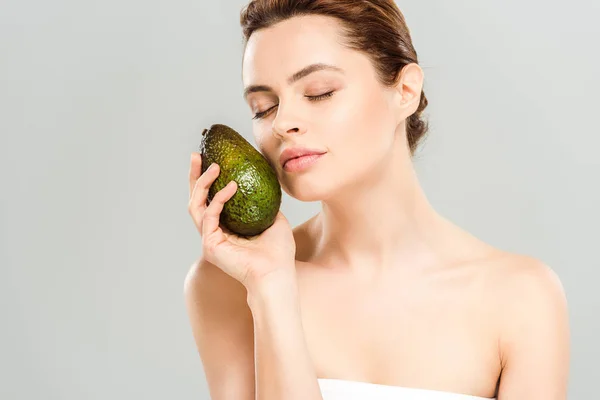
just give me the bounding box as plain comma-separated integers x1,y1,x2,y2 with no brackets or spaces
183,257,255,400
497,259,570,399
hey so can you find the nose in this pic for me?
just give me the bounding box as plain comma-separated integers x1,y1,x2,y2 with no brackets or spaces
271,103,307,140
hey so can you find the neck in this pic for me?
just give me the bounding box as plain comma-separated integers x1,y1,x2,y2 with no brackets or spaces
310,138,466,279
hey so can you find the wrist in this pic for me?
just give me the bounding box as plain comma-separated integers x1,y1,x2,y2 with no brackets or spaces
245,267,298,309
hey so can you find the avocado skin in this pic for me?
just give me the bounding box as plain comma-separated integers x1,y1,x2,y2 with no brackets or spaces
199,124,282,237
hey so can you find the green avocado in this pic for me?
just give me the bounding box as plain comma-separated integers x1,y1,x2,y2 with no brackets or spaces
199,123,282,237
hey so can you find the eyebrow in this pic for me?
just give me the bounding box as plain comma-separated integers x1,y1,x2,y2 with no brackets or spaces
243,63,344,99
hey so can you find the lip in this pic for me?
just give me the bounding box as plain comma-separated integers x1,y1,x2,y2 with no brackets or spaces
283,153,325,172
280,147,327,169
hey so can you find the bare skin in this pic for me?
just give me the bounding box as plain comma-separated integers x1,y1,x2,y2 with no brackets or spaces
185,13,569,400
293,216,504,398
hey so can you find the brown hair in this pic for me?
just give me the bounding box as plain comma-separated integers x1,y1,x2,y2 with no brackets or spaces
240,0,429,156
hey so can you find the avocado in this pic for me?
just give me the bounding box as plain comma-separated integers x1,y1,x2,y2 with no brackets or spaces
199,123,282,237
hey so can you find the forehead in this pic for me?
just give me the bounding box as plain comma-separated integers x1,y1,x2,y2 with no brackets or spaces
242,15,349,86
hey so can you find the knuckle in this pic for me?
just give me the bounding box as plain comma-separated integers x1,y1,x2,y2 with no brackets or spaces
188,201,200,215
216,187,230,199
203,209,216,221
200,206,211,220
213,191,224,201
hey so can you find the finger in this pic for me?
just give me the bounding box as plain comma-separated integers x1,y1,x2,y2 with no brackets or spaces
189,152,202,199
202,180,238,238
188,163,220,231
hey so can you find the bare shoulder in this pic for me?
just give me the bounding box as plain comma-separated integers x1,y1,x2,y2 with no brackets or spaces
478,252,568,326
483,252,568,311
183,256,252,332
184,255,249,302
483,252,570,395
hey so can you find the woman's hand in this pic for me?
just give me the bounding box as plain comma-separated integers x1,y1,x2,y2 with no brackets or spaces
188,152,297,289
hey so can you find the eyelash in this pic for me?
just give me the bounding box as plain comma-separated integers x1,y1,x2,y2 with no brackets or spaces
252,91,335,120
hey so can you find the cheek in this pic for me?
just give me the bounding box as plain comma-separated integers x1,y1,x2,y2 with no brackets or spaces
254,129,277,163
315,88,395,185
251,134,264,161
326,87,394,154
361,86,396,133
254,130,266,152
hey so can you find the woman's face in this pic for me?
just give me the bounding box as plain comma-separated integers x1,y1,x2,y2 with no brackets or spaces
242,15,405,202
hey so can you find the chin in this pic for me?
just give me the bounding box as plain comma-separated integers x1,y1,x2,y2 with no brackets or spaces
280,177,331,202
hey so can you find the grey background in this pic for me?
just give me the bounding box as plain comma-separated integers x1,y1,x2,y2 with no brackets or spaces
1,0,598,399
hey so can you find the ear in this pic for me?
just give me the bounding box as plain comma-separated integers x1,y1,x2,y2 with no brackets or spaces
391,63,424,123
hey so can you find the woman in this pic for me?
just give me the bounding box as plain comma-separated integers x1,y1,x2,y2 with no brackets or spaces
184,1,570,399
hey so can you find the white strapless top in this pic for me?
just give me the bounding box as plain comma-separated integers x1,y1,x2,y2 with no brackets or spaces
318,379,496,400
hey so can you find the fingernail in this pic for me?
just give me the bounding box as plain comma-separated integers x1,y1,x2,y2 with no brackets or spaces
207,163,216,171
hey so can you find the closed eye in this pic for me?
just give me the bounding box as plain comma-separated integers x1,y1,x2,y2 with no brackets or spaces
305,90,334,101
252,91,335,120
253,104,278,120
